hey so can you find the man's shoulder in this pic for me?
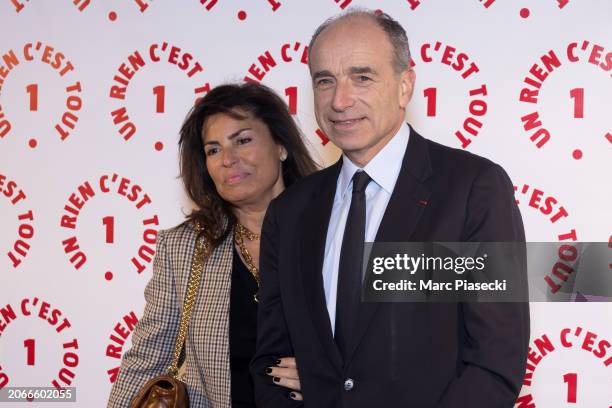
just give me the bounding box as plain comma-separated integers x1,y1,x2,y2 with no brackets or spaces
275,161,339,205
420,133,504,180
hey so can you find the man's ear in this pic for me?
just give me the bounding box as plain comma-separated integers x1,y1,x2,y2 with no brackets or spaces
398,69,416,109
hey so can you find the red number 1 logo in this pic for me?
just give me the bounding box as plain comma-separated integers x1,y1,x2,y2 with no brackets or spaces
563,372,577,403
153,85,165,113
423,87,437,117
103,216,115,244
569,88,584,119
24,338,35,366
284,86,297,115
26,84,38,111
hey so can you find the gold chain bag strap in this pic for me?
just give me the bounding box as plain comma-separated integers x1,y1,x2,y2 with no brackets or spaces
130,222,209,408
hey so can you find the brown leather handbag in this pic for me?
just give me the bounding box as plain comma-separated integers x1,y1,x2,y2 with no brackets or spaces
130,375,189,407
130,223,208,408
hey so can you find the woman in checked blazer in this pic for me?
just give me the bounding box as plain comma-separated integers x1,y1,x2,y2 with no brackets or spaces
108,83,318,407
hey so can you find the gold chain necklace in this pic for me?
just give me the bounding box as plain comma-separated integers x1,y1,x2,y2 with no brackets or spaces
234,223,260,303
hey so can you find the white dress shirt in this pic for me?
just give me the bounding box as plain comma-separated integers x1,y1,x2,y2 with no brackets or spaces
322,123,410,335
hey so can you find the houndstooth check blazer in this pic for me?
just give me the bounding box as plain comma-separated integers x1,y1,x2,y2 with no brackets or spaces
107,220,233,408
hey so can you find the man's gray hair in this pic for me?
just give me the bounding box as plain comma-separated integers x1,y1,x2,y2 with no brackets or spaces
308,8,412,74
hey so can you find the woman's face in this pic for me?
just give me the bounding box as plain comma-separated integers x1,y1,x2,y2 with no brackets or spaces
202,111,286,209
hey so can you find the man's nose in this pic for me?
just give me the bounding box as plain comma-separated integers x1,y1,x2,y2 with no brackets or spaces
331,81,355,112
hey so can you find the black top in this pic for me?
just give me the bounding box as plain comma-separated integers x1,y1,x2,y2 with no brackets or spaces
229,245,258,408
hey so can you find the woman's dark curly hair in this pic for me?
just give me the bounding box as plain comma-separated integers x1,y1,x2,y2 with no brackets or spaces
179,82,318,247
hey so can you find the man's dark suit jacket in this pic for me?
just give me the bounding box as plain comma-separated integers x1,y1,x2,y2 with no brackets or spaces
251,127,530,408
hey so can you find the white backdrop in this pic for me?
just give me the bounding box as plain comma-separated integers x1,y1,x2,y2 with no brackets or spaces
0,0,610,406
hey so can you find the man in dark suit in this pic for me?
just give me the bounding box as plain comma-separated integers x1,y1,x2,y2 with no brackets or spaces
251,9,529,408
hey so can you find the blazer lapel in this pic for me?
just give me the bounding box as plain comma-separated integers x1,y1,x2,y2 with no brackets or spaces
374,128,433,242
299,159,344,373
344,127,433,366
190,226,233,407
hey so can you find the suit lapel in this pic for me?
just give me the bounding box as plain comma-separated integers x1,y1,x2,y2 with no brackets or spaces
343,127,433,366
299,159,344,372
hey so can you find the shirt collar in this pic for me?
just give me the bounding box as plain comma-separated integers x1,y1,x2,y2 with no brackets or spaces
338,123,410,199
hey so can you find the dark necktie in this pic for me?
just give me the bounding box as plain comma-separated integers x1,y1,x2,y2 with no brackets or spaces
335,170,372,359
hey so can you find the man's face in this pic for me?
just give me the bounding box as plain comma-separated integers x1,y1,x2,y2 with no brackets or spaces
309,17,415,166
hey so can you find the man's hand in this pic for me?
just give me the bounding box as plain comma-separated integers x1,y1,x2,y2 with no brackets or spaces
267,357,303,401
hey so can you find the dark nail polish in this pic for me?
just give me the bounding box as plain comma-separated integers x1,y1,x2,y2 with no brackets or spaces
290,392,297,399
273,377,280,383
266,368,272,374
275,359,281,365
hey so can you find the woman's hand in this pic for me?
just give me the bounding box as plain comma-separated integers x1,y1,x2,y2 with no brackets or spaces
266,356,303,401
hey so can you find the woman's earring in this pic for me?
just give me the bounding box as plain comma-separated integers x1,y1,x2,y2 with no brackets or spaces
280,152,287,162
